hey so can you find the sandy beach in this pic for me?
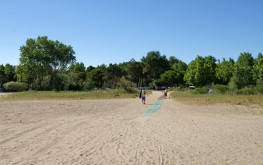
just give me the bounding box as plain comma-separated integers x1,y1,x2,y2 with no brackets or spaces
0,91,263,165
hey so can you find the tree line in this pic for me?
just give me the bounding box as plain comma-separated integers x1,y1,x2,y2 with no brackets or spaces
1,36,263,92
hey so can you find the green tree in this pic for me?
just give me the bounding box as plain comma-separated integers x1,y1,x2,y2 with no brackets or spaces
104,63,123,88
253,53,263,84
86,65,95,73
141,51,169,85
172,60,188,85
215,58,235,85
126,59,143,87
159,70,180,86
4,64,16,82
203,56,217,84
0,64,7,87
184,55,216,86
231,52,254,88
86,65,106,88
68,62,86,83
168,56,179,69
17,36,75,90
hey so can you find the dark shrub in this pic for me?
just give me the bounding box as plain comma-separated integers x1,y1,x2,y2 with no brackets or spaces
237,87,254,95
214,84,229,94
3,81,27,92
254,85,263,95
192,87,209,94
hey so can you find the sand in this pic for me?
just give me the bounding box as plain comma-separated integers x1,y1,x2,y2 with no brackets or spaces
0,91,263,165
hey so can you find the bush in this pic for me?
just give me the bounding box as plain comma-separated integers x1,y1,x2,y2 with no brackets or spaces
237,87,254,95
228,77,238,94
118,76,130,90
192,87,209,94
214,84,229,94
3,81,27,92
254,85,263,95
82,80,94,91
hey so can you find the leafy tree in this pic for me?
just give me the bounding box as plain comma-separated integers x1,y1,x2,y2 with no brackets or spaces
168,56,179,69
4,64,16,82
126,59,143,87
231,52,254,88
159,70,181,86
172,60,188,85
203,56,217,84
184,55,216,86
172,60,188,72
68,62,86,84
86,65,106,88
86,65,95,73
215,58,235,85
69,62,85,73
253,53,263,83
104,63,123,88
141,51,169,85
17,36,75,90
0,64,6,87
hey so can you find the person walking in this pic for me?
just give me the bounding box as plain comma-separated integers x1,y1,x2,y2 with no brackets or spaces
141,90,148,104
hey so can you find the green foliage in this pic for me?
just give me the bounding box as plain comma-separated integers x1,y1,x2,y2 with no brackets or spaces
237,87,255,95
104,63,123,88
253,53,263,83
232,52,255,89
228,77,238,93
159,70,180,86
16,36,76,90
141,51,169,85
0,64,7,87
215,58,235,85
168,56,179,69
126,59,143,87
4,64,16,82
69,62,86,73
254,85,263,95
149,80,158,88
184,56,216,86
86,65,105,88
192,87,209,94
118,76,131,90
214,84,229,94
3,81,27,92
172,60,187,85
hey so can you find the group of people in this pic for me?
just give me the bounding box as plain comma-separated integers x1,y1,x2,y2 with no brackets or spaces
140,88,168,104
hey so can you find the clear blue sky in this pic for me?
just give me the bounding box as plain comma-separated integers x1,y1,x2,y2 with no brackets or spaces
1,0,263,67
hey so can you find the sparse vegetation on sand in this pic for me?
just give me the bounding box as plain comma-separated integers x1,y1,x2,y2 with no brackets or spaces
170,90,263,106
0,89,139,101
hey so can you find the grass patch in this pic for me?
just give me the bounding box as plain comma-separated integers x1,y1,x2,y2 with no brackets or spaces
170,90,263,106
0,89,140,101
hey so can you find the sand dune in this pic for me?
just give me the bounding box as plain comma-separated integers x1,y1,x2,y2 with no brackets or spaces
1,91,263,164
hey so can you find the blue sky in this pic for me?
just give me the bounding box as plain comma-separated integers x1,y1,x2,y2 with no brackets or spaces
1,0,263,67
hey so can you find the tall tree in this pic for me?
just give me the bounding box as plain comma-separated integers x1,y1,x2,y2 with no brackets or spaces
86,65,106,88
4,64,16,82
104,63,123,88
126,59,143,87
141,51,169,85
172,60,188,85
215,58,235,85
0,65,6,87
184,55,216,86
17,36,75,90
168,56,179,69
159,70,181,86
231,52,254,88
253,53,263,84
